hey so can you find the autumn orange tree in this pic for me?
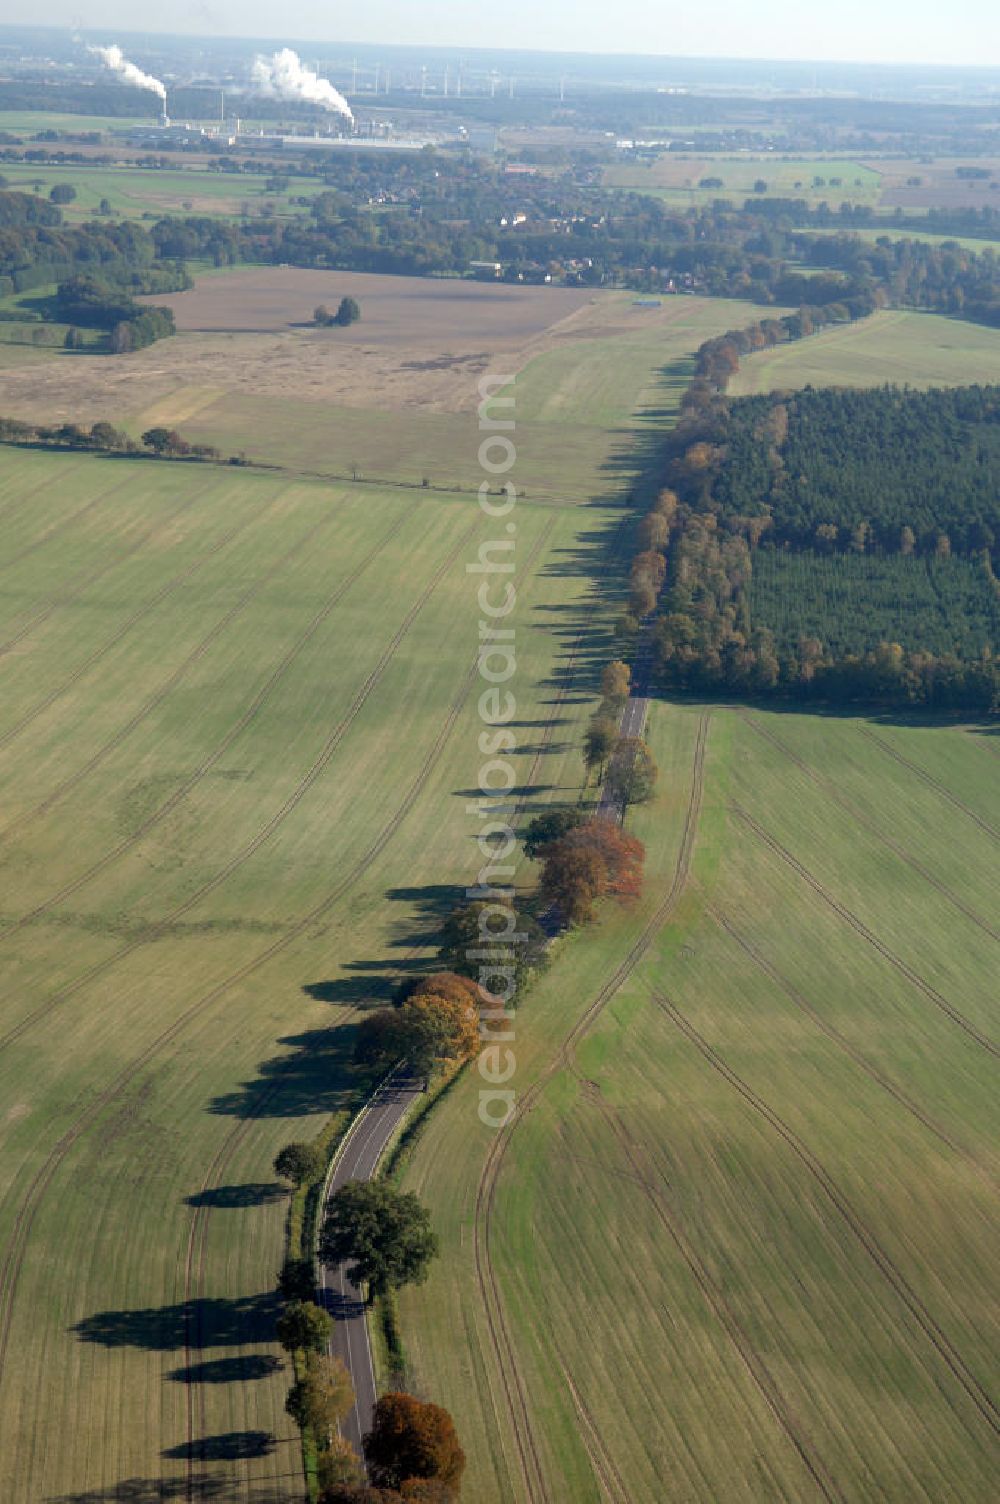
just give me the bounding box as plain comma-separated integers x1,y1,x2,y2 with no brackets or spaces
353,972,482,1082
540,821,645,924
364,1392,466,1496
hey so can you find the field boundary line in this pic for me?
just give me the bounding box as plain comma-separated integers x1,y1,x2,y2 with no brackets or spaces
731,805,999,1058
649,987,1000,1439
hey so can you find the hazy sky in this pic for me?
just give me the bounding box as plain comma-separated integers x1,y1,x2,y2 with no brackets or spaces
9,1,1000,68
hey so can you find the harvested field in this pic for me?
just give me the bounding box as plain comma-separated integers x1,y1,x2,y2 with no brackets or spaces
869,158,1000,210
148,266,597,340
0,277,772,499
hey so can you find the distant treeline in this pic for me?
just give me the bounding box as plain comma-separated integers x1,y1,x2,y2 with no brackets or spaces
0,414,227,460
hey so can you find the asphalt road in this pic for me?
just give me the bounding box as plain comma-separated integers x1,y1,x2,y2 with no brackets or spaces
317,1068,424,1459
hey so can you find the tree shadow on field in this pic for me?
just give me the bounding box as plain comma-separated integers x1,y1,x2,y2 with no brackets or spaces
166,1354,283,1385
184,1182,285,1209
208,1025,357,1119
72,1291,280,1351
46,1479,227,1502
162,1431,275,1462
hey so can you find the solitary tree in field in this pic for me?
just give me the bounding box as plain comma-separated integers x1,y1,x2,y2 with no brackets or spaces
336,296,361,326
364,1392,466,1494
276,1299,333,1354
320,1182,438,1303
313,304,333,326
49,183,76,204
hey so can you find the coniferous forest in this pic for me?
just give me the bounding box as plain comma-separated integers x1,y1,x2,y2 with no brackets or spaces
651,383,1000,710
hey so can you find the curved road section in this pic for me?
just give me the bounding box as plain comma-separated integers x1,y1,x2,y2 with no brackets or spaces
317,1068,423,1459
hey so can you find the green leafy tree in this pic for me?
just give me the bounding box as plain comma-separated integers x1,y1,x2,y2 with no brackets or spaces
320,1182,438,1303
605,736,659,812
285,1352,355,1441
276,1299,333,1354
522,806,584,860
278,1257,316,1301
89,420,127,451
49,183,76,204
274,1141,325,1187
439,900,548,992
584,718,618,784
336,296,361,326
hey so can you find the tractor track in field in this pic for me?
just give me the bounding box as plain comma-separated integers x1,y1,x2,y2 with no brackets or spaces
0,477,212,657
741,713,999,943
732,806,999,1059
0,479,120,578
0,512,468,1052
707,907,981,1168
471,713,710,1504
0,460,90,547
648,987,1000,1441
0,483,288,755
0,515,484,1388
0,496,343,851
555,1355,630,1504
858,728,999,843
177,517,559,1497
584,1079,847,1504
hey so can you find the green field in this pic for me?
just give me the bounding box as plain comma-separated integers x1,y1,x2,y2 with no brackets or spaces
396,704,999,1501
728,309,1000,394
0,159,326,221
2,230,998,1504
607,155,883,208
800,224,1000,254
0,442,627,1501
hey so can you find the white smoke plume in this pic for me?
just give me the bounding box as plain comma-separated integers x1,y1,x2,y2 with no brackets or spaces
88,44,166,103
251,48,353,120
